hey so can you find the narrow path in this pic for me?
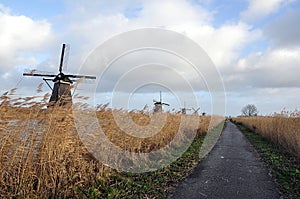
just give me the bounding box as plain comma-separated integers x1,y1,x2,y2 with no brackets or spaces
169,120,279,199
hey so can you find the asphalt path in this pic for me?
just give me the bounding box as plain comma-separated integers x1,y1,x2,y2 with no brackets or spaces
168,120,279,199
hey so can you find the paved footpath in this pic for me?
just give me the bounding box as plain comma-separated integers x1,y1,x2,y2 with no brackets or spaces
169,120,280,199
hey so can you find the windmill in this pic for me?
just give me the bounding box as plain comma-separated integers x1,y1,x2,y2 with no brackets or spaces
23,44,96,106
181,102,191,115
192,107,200,115
153,91,169,112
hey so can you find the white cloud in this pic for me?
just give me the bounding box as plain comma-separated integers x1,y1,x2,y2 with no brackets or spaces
62,0,214,65
134,0,212,26
264,7,300,47
0,0,299,115
174,22,261,68
225,47,300,89
241,0,296,22
0,6,53,68
63,0,261,77
0,4,54,91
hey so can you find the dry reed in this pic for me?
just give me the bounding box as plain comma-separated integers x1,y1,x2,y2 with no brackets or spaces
0,90,223,197
233,111,300,157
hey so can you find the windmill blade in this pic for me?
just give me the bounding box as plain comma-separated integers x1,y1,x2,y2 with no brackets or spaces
162,103,170,106
59,44,66,73
192,107,200,113
23,73,56,77
160,91,162,102
66,74,96,79
2,91,9,96
63,44,70,72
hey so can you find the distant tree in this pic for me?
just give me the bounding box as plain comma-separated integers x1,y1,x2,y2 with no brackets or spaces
241,104,258,116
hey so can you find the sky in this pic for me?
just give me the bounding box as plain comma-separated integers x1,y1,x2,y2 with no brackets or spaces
0,0,300,116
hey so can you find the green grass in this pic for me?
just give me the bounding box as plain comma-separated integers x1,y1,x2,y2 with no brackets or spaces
76,136,204,198
233,121,300,199
75,133,206,198
75,121,225,198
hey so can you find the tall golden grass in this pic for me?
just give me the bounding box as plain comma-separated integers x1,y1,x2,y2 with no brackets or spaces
233,111,300,157
0,90,223,197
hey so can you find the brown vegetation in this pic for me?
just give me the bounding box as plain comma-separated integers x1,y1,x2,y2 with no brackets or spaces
233,111,300,157
0,90,223,197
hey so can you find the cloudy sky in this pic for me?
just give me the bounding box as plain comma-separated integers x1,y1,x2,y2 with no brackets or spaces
0,0,299,116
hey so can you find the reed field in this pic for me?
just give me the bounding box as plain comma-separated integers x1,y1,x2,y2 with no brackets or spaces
233,111,300,157
0,89,224,198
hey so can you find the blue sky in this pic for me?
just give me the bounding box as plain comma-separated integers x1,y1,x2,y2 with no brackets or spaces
1,0,64,19
1,0,300,116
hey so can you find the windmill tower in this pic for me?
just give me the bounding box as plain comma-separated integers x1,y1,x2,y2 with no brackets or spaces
153,91,169,112
23,44,96,106
181,102,191,115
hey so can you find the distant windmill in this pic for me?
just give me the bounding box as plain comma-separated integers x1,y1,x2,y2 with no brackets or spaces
153,91,169,112
181,102,191,115
23,44,96,106
192,107,200,115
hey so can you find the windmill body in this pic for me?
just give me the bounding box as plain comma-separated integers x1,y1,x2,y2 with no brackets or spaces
49,73,73,105
181,102,191,115
153,102,163,112
23,44,96,106
181,108,191,115
153,91,169,112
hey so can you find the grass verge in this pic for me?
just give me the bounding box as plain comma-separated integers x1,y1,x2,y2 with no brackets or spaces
233,121,300,199
76,134,205,198
76,121,226,198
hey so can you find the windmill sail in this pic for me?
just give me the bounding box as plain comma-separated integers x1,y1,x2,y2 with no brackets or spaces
23,73,56,77
23,43,96,106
